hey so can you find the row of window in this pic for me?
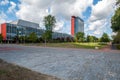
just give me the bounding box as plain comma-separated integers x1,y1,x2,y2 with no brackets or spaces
6,24,44,37
74,18,84,34
6,23,72,40
7,24,17,34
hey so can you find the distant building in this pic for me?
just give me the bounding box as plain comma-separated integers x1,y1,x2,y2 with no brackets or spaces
0,19,72,41
71,16,84,36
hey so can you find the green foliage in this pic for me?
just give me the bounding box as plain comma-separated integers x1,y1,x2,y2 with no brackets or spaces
28,32,38,43
111,7,120,32
75,32,84,42
86,35,98,42
116,0,120,5
100,33,110,42
116,44,120,49
42,31,52,42
43,15,56,42
111,35,116,40
0,34,3,43
19,36,25,43
44,15,56,31
113,30,120,43
93,36,99,42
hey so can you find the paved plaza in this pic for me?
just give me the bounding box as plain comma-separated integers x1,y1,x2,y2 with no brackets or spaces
0,44,120,80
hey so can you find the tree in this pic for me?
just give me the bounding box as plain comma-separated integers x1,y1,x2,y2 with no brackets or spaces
43,15,56,41
19,36,25,43
116,0,120,5
28,32,38,43
42,31,52,42
92,36,99,42
86,35,93,42
100,33,110,42
75,32,84,42
44,15,56,31
111,7,120,32
111,0,120,44
111,0,120,32
86,35,98,42
0,34,3,43
113,30,120,44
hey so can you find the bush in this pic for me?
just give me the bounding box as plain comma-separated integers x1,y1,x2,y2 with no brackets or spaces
0,34,3,43
116,44,120,50
28,32,38,43
100,33,110,42
113,31,120,44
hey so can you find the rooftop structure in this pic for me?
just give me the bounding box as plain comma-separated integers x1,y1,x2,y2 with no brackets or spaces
10,19,39,28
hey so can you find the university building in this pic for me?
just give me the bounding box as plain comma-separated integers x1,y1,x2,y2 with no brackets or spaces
0,16,84,41
0,19,72,41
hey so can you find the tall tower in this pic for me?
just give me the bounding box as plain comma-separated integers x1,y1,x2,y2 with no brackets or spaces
71,16,75,36
71,16,84,36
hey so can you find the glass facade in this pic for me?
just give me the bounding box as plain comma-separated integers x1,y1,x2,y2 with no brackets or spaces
3,19,72,41
17,26,45,37
6,23,17,40
52,32,72,39
6,23,46,40
74,17,84,34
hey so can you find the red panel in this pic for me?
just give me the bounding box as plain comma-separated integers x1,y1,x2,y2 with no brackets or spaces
71,16,75,36
1,23,6,40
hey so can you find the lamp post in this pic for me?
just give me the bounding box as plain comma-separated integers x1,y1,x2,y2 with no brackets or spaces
24,27,26,44
19,30,21,43
11,24,13,43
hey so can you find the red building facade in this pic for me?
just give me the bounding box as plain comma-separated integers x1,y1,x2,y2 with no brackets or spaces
1,23,7,40
71,16,75,36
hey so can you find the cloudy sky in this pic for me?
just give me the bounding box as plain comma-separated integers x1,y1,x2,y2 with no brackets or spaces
0,0,116,37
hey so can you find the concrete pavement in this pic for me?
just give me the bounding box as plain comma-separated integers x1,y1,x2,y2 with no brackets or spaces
0,44,120,80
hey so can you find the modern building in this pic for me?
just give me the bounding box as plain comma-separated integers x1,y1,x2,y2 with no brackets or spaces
71,16,84,36
0,19,72,41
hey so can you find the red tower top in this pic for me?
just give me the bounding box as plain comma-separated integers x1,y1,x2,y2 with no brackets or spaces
71,16,75,36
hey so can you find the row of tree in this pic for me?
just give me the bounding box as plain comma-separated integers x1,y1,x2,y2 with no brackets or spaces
16,32,73,43
0,32,111,43
75,32,110,43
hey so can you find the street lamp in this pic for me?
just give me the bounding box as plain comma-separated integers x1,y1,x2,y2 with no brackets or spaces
24,27,26,44
19,30,21,43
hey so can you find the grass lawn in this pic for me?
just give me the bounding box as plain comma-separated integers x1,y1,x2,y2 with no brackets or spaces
24,42,107,49
0,59,60,80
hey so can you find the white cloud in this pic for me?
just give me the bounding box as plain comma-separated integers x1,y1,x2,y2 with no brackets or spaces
0,12,7,33
0,0,9,5
16,0,93,33
89,19,106,31
111,32,117,36
87,0,116,37
54,20,64,32
16,0,49,24
51,0,93,20
89,0,115,22
15,0,116,37
8,1,17,13
0,12,7,24
93,29,103,35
